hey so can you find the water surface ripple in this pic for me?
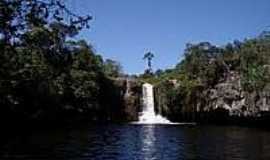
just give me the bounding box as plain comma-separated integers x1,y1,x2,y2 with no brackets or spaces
0,124,270,160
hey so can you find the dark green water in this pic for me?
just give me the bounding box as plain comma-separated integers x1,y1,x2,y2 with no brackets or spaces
0,124,270,160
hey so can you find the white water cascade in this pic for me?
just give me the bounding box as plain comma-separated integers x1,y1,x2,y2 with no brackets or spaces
136,83,173,124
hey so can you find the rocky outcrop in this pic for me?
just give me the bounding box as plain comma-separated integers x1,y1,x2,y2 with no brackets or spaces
123,79,142,121
154,82,176,118
200,72,270,118
97,77,142,122
154,71,270,124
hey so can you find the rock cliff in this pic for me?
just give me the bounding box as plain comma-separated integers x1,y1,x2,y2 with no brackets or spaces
108,78,142,121
154,71,270,124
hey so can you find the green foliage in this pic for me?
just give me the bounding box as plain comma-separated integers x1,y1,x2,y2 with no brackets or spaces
158,36,270,92
177,42,227,86
103,59,123,77
1,0,270,123
239,37,270,91
147,34,270,119
0,0,122,123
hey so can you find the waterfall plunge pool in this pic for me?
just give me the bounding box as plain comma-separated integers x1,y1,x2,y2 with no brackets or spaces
1,124,270,160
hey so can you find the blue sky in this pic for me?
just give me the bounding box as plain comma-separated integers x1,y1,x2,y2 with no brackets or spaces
67,0,270,74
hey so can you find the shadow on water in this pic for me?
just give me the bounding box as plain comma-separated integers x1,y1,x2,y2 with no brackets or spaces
0,124,270,160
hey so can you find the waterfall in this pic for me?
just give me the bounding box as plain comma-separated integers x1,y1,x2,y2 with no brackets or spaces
137,83,172,124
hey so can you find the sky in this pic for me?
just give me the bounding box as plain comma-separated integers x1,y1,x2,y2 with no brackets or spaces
67,0,270,74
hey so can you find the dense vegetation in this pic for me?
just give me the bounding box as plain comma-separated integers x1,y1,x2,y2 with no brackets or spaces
142,33,270,122
1,0,269,126
0,0,124,125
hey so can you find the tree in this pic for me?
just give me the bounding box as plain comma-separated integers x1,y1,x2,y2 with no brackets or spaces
103,59,123,77
178,42,226,86
0,0,113,123
143,52,154,72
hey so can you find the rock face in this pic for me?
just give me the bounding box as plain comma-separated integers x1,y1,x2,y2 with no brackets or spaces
154,71,270,124
154,82,176,118
201,72,270,118
97,77,141,122
123,79,142,121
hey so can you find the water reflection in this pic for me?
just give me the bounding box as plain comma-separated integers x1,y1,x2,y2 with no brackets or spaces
140,125,156,159
0,125,270,160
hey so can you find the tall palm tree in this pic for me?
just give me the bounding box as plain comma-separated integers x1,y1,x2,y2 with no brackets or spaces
143,52,154,71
